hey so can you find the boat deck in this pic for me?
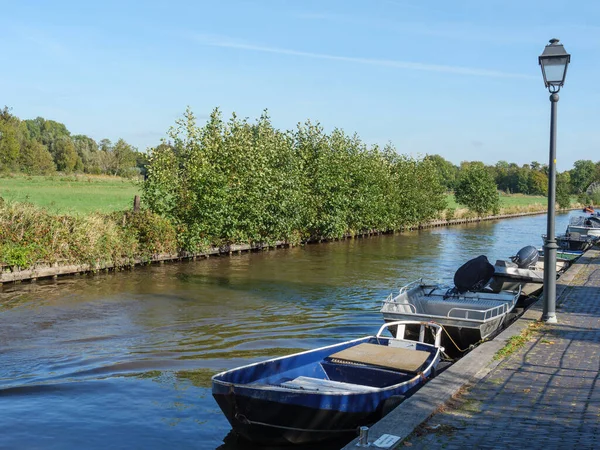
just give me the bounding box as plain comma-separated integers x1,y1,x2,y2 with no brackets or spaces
328,343,430,373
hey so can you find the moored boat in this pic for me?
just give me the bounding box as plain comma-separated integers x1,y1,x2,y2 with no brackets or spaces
543,232,599,252
566,215,600,237
489,246,568,296
212,321,443,445
381,279,520,351
539,247,585,261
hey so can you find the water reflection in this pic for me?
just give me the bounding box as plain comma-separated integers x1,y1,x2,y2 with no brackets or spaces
0,212,576,449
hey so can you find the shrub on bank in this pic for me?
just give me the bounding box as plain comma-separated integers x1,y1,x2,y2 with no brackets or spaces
110,209,178,260
143,108,448,251
0,200,177,270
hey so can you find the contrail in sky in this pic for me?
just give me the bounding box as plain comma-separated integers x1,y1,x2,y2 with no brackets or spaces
188,34,535,80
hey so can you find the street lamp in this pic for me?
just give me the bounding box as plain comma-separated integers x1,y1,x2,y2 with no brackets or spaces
539,38,571,323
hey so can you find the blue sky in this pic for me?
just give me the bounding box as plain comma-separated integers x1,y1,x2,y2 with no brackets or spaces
2,0,599,170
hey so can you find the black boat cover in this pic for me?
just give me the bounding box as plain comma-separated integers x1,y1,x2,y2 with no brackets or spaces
453,255,495,294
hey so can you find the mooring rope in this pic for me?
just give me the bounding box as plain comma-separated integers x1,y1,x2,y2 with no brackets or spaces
235,413,358,433
440,324,485,354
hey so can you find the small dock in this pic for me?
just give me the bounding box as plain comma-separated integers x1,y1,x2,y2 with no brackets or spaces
343,249,600,449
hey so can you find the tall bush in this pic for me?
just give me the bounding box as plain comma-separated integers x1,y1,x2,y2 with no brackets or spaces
455,162,500,215
143,108,448,250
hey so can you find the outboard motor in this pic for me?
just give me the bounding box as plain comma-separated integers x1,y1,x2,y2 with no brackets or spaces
510,246,539,269
452,255,495,294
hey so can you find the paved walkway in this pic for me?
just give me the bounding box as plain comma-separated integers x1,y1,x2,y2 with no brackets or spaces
399,250,600,449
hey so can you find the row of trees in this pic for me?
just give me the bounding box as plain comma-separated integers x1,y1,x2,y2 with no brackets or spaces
427,154,600,201
0,107,146,176
143,108,447,249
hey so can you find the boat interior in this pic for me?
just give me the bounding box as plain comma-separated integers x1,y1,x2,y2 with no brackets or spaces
387,285,516,321
217,336,436,392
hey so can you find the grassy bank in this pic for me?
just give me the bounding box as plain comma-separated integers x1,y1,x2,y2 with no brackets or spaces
445,193,547,210
0,201,176,270
445,193,581,221
0,174,140,214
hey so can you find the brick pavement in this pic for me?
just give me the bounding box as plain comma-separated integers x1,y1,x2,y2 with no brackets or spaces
402,250,600,450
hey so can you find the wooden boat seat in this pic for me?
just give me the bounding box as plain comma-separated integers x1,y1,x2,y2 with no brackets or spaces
281,376,380,392
327,343,430,373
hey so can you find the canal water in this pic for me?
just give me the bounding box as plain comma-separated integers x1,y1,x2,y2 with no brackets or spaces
0,212,577,449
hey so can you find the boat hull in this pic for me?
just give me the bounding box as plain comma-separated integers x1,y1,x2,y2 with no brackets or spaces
212,366,432,445
212,329,441,445
213,391,380,445
489,277,542,297
381,313,504,351
490,265,543,297
558,238,594,251
567,225,600,237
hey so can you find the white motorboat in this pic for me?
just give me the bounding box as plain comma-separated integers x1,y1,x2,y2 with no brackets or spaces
566,215,600,237
489,246,568,296
381,279,520,351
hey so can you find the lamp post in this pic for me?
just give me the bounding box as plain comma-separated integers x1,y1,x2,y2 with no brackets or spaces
539,38,571,323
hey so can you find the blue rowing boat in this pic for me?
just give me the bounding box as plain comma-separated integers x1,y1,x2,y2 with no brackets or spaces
212,321,443,445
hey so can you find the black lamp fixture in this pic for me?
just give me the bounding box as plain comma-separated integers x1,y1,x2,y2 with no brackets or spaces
539,38,571,92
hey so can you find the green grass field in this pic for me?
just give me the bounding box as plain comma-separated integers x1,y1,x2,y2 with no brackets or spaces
445,193,547,210
0,175,141,214
0,176,556,216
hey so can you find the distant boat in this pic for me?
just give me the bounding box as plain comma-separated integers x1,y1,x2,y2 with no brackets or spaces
212,321,443,445
543,232,599,252
566,215,600,237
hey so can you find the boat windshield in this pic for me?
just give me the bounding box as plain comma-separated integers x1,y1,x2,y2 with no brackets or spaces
569,216,600,228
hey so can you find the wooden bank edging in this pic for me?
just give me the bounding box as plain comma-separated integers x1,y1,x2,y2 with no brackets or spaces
0,207,576,285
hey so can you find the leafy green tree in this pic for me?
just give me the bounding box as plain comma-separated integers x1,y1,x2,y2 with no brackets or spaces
72,135,99,172
0,107,22,171
529,161,542,171
455,162,500,215
571,160,596,193
144,107,230,249
96,149,116,174
528,170,548,196
113,138,137,177
556,172,572,209
425,154,459,191
19,140,56,175
516,165,531,194
53,137,78,172
494,161,510,192
391,154,447,226
24,117,70,155
595,161,600,184
99,138,113,153
506,163,522,193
